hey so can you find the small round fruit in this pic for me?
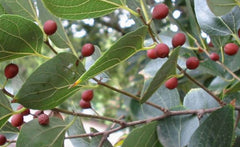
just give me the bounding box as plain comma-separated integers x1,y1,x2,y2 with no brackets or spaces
81,43,95,57
186,57,199,70
4,63,19,79
172,33,186,48
152,3,169,19
79,99,91,109
38,114,49,125
81,90,94,101
209,52,219,61
155,43,170,58
147,49,158,59
17,105,30,116
208,41,214,47
0,135,6,145
33,110,44,118
11,114,24,127
224,43,239,55
165,77,178,90
43,20,57,35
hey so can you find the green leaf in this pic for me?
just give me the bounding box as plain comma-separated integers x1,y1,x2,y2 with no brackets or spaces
16,117,67,147
0,14,43,62
37,0,71,49
0,122,19,139
15,52,85,110
195,0,240,36
90,128,112,147
0,0,37,21
0,91,13,128
207,0,237,16
85,46,109,83
157,106,199,147
189,105,234,147
131,85,180,120
141,47,180,103
183,88,220,110
42,0,123,20
75,26,148,83
66,116,90,147
122,121,162,147
0,4,5,15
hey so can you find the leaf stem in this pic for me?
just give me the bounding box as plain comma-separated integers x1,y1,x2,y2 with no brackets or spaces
121,5,139,17
44,39,58,55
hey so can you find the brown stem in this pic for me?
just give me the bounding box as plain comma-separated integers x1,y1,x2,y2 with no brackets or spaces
235,110,240,128
2,88,14,98
44,39,58,55
93,78,168,112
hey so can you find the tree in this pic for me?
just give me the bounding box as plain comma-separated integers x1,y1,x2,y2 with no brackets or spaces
0,0,240,146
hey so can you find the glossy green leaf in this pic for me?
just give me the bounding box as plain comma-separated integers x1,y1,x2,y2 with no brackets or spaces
0,0,37,21
207,0,237,16
157,106,199,147
0,14,43,62
122,121,162,147
42,0,123,20
183,88,220,110
195,0,240,36
0,122,19,139
85,46,109,83
15,52,85,110
16,117,67,147
131,85,180,120
66,116,90,147
189,105,234,147
37,0,71,49
90,128,112,147
0,91,13,128
141,47,180,103
75,26,148,83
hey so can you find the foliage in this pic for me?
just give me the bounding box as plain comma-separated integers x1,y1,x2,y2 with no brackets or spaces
0,0,240,147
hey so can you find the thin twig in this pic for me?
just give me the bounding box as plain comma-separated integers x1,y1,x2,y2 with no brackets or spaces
2,88,14,98
44,39,58,55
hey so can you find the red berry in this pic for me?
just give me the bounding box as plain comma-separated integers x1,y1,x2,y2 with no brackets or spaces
224,43,239,55
238,29,240,38
152,3,169,19
81,90,94,101
209,52,219,61
43,20,57,35
79,99,91,109
38,114,49,125
81,43,95,57
208,41,214,47
11,114,24,127
33,110,44,118
172,33,186,48
0,135,6,145
147,49,158,59
186,57,199,70
17,105,30,116
155,43,170,58
4,63,19,79
165,77,178,89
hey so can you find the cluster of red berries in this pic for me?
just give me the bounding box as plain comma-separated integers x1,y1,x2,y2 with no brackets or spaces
79,90,94,109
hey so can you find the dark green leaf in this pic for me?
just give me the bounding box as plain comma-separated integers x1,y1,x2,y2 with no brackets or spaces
141,47,180,103
0,0,37,21
122,121,162,147
189,105,234,147
90,128,112,147
0,4,5,15
157,106,199,147
75,26,148,83
42,0,123,20
15,52,85,110
198,59,226,77
0,14,43,62
37,0,71,49
66,116,90,147
207,0,237,16
0,91,13,128
17,117,67,147
0,122,18,139
183,88,220,110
